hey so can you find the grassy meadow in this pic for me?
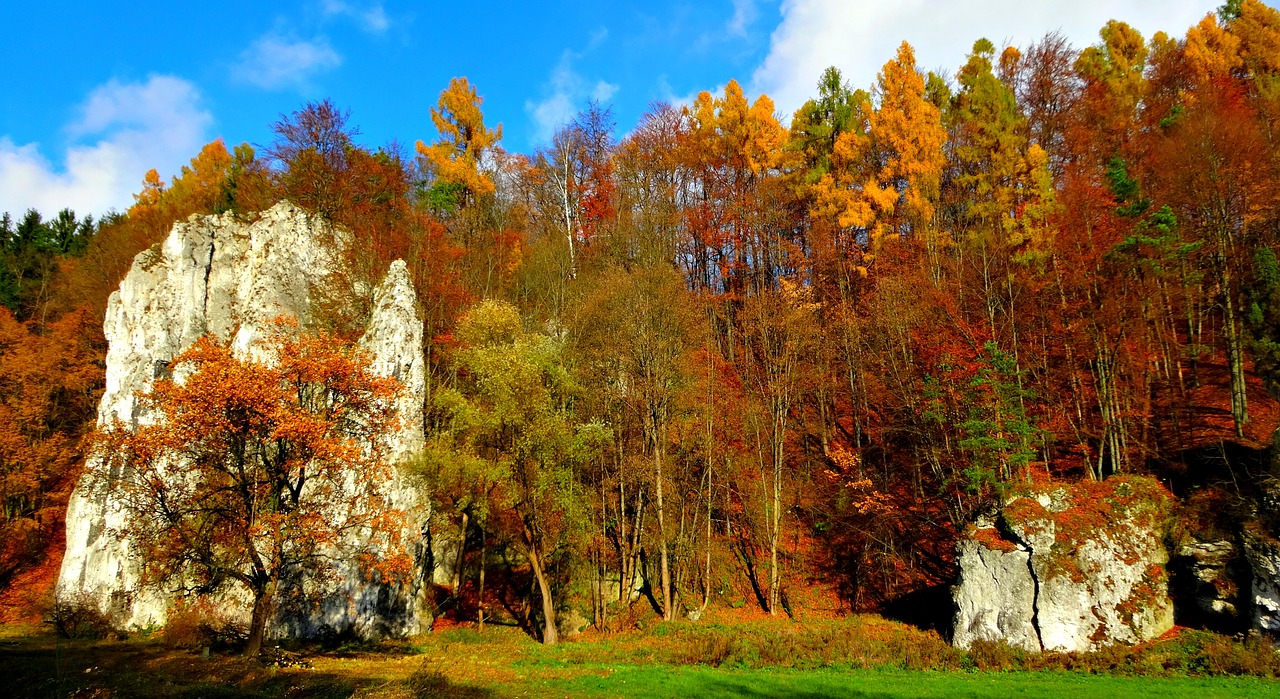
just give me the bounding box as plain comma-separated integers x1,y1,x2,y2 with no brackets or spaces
2,614,1279,699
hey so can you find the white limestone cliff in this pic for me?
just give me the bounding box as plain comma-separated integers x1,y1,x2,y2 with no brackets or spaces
56,202,430,637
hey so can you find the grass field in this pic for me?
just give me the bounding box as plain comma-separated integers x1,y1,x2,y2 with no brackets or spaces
2,618,1279,698
542,666,1279,698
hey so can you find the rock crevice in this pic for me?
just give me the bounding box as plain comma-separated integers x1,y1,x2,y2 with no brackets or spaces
1000,517,1045,650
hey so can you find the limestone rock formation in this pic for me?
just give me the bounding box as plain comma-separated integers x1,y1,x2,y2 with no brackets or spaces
1169,538,1246,632
56,202,429,637
952,476,1175,652
952,524,1039,651
1243,528,1280,636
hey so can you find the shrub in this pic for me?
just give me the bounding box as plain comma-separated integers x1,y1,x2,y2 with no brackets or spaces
48,592,123,640
162,599,246,651
1199,633,1280,677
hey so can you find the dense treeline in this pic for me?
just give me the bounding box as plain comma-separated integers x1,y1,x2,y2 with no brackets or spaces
5,0,1280,640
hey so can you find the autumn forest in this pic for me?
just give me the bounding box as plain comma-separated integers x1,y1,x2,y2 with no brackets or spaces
4,0,1280,654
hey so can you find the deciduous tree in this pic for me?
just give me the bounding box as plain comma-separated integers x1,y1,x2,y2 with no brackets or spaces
95,324,407,656
426,300,594,644
417,77,503,211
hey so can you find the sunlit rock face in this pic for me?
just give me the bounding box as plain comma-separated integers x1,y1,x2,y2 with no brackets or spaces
1244,528,1280,637
952,476,1175,652
56,202,429,638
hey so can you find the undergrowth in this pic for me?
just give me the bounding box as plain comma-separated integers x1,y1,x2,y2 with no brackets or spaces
544,617,1280,678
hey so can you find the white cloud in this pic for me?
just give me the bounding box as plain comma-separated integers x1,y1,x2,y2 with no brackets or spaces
233,34,342,91
593,81,620,103
749,0,1218,120
0,75,212,218
321,0,390,33
728,0,759,37
361,5,390,32
587,27,610,50
525,36,620,145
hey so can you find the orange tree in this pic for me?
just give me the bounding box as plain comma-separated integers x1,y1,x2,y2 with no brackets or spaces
95,323,408,656
0,306,102,583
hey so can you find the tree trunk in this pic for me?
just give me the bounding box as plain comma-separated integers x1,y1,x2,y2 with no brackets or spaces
450,510,469,591
701,462,712,614
245,585,272,657
477,526,486,631
527,542,558,645
769,415,783,616
655,442,672,621
1219,250,1248,437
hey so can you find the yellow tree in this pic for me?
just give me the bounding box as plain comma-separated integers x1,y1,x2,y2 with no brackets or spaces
1073,20,1150,157
948,38,1055,339
684,80,790,294
129,140,235,226
814,42,947,278
1184,12,1243,87
789,67,871,303
1226,0,1280,82
67,139,244,318
417,77,503,211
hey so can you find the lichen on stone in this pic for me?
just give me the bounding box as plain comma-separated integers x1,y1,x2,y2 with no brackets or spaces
953,474,1175,652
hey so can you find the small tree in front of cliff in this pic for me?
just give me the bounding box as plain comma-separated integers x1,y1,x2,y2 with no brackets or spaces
95,321,409,656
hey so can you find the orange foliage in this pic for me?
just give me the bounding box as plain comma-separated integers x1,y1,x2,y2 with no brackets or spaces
9,9,1280,629
63,139,268,318
0,306,102,584
94,321,407,653
417,77,503,204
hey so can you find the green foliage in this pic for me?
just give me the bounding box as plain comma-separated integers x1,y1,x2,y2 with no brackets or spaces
790,66,865,185
1219,0,1244,23
1159,104,1186,130
0,208,96,318
1106,205,1200,277
217,143,261,215
1246,245,1280,397
958,342,1042,493
1105,156,1151,218
419,299,606,631
421,180,465,216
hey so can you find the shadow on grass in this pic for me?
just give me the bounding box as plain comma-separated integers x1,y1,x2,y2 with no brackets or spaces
406,669,497,699
0,632,423,699
667,676,885,699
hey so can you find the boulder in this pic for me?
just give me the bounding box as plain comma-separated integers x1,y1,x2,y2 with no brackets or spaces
56,203,430,637
953,475,1174,652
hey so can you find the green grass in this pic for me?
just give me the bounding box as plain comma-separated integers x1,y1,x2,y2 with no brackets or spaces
535,666,1279,698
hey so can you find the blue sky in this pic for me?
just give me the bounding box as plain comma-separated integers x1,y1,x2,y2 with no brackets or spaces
0,0,1242,218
